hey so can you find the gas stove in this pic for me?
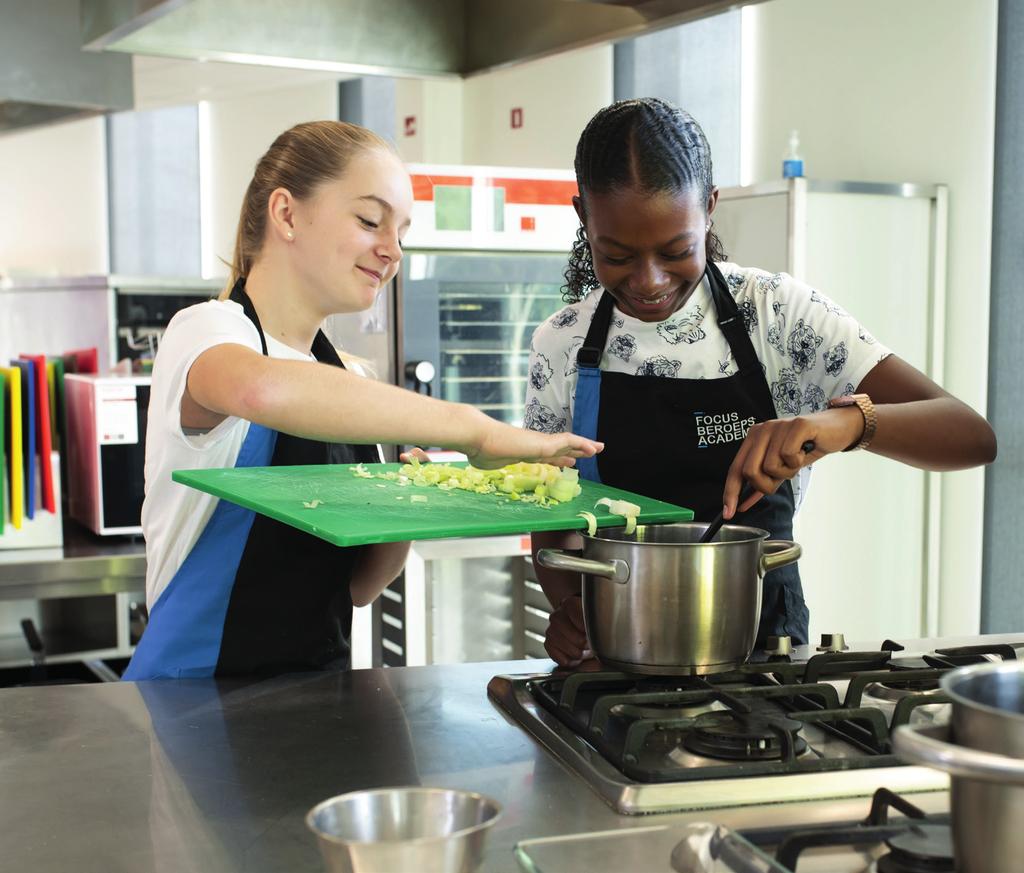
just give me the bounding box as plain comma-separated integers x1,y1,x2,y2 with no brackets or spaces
514,787,956,872
488,635,1024,815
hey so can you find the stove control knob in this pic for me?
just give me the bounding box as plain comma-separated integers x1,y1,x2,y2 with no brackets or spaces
817,633,848,652
765,635,792,656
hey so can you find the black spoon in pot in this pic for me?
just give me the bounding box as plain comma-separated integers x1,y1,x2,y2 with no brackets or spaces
698,440,816,544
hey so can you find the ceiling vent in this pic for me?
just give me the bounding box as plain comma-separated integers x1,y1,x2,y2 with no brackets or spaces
1,0,132,134
80,0,758,78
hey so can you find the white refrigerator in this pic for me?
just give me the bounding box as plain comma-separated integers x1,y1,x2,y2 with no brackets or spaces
713,177,948,644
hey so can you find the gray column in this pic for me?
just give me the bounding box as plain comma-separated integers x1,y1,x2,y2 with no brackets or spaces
981,0,1024,631
613,11,741,187
106,105,200,276
338,77,396,143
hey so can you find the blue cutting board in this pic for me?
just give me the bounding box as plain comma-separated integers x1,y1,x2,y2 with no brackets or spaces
172,462,693,547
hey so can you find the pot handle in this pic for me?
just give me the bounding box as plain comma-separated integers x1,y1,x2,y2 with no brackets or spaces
759,540,802,576
893,723,1024,784
535,549,630,585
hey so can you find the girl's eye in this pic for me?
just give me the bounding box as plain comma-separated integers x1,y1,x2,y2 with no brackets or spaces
664,249,695,260
358,216,379,229
601,254,630,266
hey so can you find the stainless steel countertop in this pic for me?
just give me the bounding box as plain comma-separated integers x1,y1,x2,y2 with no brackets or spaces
0,520,145,600
3,639,998,873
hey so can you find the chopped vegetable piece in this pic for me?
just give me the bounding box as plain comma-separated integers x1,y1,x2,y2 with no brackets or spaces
577,511,598,536
410,494,428,503
595,497,640,534
302,499,323,509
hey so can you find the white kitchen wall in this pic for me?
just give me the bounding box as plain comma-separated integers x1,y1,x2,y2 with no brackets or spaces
0,116,108,276
394,78,464,165
202,80,339,280
744,0,999,635
461,45,613,169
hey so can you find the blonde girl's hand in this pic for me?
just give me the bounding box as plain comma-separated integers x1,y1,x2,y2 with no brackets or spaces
398,446,432,464
465,424,604,470
721,407,865,519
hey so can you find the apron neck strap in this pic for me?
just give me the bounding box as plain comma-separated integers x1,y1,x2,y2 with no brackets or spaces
576,264,759,373
229,277,341,368
229,278,269,357
705,261,760,375
577,290,617,369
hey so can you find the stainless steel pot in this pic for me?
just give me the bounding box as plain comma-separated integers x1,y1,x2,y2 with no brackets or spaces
893,661,1024,873
535,522,801,676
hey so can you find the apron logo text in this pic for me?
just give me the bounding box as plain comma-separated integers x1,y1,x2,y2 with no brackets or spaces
694,411,756,447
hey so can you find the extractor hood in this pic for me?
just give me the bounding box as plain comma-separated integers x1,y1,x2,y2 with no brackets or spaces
81,0,761,79
0,0,132,133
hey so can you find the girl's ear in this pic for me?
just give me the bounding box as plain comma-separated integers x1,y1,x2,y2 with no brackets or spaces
706,186,720,218
572,194,586,226
267,187,297,242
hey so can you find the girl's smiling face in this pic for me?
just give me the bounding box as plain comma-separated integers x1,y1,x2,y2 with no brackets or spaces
291,149,413,316
579,185,717,322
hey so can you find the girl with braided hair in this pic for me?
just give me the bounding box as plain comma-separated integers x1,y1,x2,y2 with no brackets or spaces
528,98,996,666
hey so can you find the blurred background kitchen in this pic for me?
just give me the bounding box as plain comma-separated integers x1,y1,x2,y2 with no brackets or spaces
0,0,1018,684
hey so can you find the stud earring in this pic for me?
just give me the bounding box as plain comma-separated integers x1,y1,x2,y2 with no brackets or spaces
286,231,294,240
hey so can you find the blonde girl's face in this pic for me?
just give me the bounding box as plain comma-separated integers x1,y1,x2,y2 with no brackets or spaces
292,149,413,315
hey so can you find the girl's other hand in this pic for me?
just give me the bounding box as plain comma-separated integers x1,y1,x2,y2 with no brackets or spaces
721,408,863,518
398,446,431,464
544,594,590,666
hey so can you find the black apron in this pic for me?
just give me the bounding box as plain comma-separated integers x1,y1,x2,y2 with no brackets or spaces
124,279,380,680
217,280,381,675
571,262,810,644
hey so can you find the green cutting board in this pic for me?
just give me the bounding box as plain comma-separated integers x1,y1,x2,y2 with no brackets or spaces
172,462,693,547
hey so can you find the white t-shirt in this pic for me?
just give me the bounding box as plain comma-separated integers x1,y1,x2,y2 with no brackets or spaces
524,263,892,509
141,299,379,608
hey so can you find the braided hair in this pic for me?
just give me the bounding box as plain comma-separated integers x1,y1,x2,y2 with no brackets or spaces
564,98,726,302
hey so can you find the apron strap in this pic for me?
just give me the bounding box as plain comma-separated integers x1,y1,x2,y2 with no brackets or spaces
229,277,342,370
577,290,617,369
228,278,269,357
704,261,777,422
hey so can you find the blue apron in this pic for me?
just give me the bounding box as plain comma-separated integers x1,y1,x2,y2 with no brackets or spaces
571,261,810,644
124,280,379,679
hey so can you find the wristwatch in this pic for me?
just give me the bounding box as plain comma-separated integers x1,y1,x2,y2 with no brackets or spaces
827,393,877,452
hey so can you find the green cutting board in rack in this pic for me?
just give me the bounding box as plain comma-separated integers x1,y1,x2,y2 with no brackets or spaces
172,462,694,547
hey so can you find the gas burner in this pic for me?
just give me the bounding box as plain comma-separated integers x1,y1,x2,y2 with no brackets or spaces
610,697,718,721
875,824,954,873
864,680,941,703
682,711,808,761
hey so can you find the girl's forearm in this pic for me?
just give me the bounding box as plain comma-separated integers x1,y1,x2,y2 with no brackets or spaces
242,357,489,452
869,398,997,471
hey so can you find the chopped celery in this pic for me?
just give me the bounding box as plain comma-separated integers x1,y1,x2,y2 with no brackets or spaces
352,460,583,505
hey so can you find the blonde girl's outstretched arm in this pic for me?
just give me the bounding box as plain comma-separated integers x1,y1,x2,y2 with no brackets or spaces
184,342,603,468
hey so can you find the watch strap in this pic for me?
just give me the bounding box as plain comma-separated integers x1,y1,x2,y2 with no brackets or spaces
829,393,877,452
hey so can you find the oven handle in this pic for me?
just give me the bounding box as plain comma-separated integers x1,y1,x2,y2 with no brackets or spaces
893,723,1024,784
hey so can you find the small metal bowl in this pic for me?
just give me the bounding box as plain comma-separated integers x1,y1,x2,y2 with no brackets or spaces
306,786,502,873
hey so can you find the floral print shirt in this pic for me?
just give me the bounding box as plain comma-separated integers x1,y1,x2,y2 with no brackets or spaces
524,262,892,509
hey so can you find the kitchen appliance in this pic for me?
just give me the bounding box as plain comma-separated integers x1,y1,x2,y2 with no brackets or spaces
64,374,149,535
536,522,801,675
306,787,501,873
488,639,1024,816
712,179,950,643
894,660,1024,873
171,463,693,548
